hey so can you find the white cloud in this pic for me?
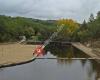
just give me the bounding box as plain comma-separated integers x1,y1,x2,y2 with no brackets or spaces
0,0,100,22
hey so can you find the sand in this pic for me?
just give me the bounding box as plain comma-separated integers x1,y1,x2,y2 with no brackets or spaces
0,43,36,65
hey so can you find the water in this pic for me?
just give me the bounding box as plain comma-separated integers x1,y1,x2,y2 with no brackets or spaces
0,45,100,80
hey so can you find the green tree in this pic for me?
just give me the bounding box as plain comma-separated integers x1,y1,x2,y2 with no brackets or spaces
96,11,100,19
89,13,95,22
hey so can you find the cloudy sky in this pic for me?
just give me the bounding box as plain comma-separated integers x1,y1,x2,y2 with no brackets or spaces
0,0,100,22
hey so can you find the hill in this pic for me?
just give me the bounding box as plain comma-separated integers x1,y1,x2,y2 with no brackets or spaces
0,15,56,42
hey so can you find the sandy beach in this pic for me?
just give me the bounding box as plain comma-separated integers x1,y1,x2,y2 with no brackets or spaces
0,43,36,65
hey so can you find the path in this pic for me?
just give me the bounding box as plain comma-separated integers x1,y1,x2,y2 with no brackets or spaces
72,42,100,63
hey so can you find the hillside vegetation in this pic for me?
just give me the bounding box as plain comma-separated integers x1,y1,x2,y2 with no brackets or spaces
0,15,56,42
0,11,100,43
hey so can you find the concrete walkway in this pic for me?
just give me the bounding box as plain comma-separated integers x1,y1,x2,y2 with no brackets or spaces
72,42,100,63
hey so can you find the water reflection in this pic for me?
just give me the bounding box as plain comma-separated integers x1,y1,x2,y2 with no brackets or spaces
90,60,100,80
45,44,100,80
45,44,89,58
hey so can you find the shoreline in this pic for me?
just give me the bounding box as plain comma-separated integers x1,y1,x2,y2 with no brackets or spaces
0,42,100,68
0,57,36,68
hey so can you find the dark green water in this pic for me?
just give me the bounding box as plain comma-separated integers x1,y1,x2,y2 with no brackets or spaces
0,45,100,80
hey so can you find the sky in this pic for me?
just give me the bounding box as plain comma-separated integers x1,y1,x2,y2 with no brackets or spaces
0,0,100,23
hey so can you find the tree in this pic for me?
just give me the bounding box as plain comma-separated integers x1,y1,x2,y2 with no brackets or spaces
80,20,88,31
96,11,100,19
89,13,94,22
56,19,79,41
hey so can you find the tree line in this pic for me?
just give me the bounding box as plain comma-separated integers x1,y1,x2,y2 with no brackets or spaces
56,11,100,43
0,15,56,42
0,11,100,43
76,11,100,42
